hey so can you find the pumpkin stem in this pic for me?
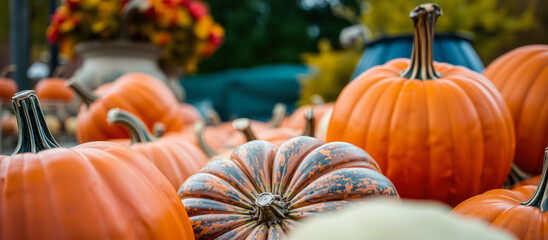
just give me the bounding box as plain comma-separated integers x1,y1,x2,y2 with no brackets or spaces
120,0,146,40
107,108,156,144
270,103,286,128
522,148,548,212
233,118,258,142
1,64,16,78
303,108,315,137
251,192,288,226
206,109,222,127
194,120,219,158
153,122,166,138
66,78,99,107
504,163,532,188
310,94,326,105
11,90,60,155
399,3,442,80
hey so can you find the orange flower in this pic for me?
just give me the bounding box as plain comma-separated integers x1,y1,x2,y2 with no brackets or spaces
194,15,213,39
152,32,171,46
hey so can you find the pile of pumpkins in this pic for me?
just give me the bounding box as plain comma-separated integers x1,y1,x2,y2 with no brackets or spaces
1,3,547,240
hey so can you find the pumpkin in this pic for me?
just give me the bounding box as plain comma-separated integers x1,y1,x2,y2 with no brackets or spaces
326,3,515,206
509,175,541,190
0,90,194,239
484,45,548,175
287,199,515,240
0,65,17,101
34,66,74,102
107,108,208,189
68,73,186,143
1,112,17,134
178,136,399,239
179,102,203,125
280,102,334,133
451,148,548,240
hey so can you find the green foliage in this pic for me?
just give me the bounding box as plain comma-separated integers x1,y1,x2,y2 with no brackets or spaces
298,39,360,106
354,0,535,61
197,0,352,73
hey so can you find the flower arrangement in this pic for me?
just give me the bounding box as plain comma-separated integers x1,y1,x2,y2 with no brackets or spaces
47,0,224,73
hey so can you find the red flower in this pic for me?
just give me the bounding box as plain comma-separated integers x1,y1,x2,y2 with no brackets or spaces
208,31,223,46
187,1,208,20
47,26,60,44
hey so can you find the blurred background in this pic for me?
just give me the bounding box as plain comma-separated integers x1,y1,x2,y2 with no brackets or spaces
0,0,546,120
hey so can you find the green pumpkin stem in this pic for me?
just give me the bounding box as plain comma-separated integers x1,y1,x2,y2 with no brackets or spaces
504,163,532,188
233,118,258,142
303,108,315,137
400,3,442,80
522,148,548,212
11,90,61,155
194,120,219,158
270,103,286,128
1,64,16,78
66,78,99,107
107,108,156,144
152,122,166,138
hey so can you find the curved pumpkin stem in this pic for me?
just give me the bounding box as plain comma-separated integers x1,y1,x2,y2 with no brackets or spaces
66,78,99,107
310,94,325,105
399,3,442,80
233,118,258,142
522,148,548,212
1,64,16,78
504,163,532,188
11,90,60,155
107,108,156,144
270,103,286,128
303,108,315,137
206,109,222,127
153,122,166,138
194,120,219,158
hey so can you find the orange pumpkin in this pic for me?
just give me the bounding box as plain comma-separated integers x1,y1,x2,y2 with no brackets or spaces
1,90,194,239
484,45,548,175
326,4,515,206
0,65,18,101
451,148,548,240
179,102,203,125
280,103,334,133
178,136,399,239
107,108,208,189
69,73,186,143
35,66,74,102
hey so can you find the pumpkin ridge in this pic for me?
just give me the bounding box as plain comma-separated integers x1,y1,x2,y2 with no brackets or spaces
231,141,277,194
371,78,407,176
188,214,253,239
509,53,548,123
200,159,260,202
181,173,254,209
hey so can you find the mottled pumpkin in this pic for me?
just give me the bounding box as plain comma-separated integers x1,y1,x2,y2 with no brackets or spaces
0,90,194,239
69,73,186,143
451,148,548,240
107,108,208,189
326,4,514,206
178,136,399,239
484,45,548,175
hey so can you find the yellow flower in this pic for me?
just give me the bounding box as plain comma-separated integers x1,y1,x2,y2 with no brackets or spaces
194,15,213,39
175,8,192,27
82,0,101,9
91,21,109,33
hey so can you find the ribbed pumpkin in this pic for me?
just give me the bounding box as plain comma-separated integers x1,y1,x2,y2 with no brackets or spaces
0,65,18,101
326,4,515,206
107,108,208,189
178,136,399,239
451,148,548,240
69,73,186,143
0,90,194,239
179,103,203,125
484,45,548,175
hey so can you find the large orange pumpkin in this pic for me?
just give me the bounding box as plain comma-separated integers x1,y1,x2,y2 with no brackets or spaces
326,4,515,206
0,65,18,101
107,108,208,189
69,73,186,143
0,90,194,239
484,45,548,175
178,136,399,239
451,148,548,240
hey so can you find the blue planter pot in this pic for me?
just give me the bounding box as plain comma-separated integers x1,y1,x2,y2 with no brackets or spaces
351,33,484,80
